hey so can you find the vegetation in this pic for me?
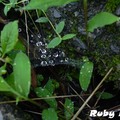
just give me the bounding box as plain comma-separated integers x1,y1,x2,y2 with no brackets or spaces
0,0,120,120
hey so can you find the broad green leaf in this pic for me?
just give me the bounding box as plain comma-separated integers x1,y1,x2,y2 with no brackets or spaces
1,21,18,55
42,108,58,120
79,61,93,91
87,12,120,32
36,17,48,23
13,52,31,97
22,0,78,11
47,37,62,48
0,76,12,91
97,92,114,99
44,79,55,94
55,21,65,34
8,40,26,60
4,5,12,16
5,72,15,89
62,34,76,40
64,98,74,120
35,87,57,109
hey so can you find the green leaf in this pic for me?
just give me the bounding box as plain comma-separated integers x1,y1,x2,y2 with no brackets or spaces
36,17,48,23
22,0,78,11
62,34,76,40
35,87,57,109
44,79,55,94
97,92,114,99
64,98,74,120
0,64,6,75
55,21,65,34
87,12,120,32
0,76,12,91
42,108,58,120
4,5,12,16
79,61,93,91
47,37,62,48
13,52,31,97
1,21,18,55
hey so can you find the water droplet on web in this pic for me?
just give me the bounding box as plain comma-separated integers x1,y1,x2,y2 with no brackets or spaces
65,58,69,62
18,28,22,32
36,41,42,46
45,43,47,47
60,60,64,63
30,39,34,43
41,49,47,54
48,60,55,66
60,51,65,57
37,34,41,38
53,52,59,57
41,61,48,66
48,54,51,58
41,54,46,58
31,34,33,37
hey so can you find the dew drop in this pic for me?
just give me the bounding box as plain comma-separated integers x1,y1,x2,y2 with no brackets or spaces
41,49,47,54
53,52,59,57
37,34,41,38
31,34,33,37
36,41,42,46
41,61,48,66
41,54,46,58
18,28,22,32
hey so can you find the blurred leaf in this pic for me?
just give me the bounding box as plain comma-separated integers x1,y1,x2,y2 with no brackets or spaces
62,34,76,40
44,79,55,94
79,61,93,91
55,21,65,34
4,5,12,16
42,108,58,120
13,52,31,97
47,37,61,48
22,0,78,11
0,64,6,75
36,17,48,23
5,72,15,89
35,87,57,109
8,40,26,60
97,92,114,99
1,21,18,56
0,76,12,91
87,12,120,32
64,98,74,120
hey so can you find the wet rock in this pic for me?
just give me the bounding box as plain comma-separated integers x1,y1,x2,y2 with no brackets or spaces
0,96,33,120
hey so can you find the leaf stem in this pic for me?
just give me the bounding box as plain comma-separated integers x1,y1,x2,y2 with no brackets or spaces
42,10,62,39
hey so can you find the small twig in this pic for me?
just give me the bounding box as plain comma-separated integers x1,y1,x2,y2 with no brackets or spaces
0,94,78,105
71,67,113,120
23,3,30,56
69,85,91,108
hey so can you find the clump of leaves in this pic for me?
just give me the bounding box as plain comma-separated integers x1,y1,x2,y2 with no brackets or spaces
0,21,31,102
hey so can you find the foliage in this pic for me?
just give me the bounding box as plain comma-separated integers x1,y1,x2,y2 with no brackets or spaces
64,98,74,120
22,0,78,11
79,58,94,91
42,108,58,120
96,92,114,99
87,12,120,32
105,0,120,12
0,0,120,119
0,21,31,101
